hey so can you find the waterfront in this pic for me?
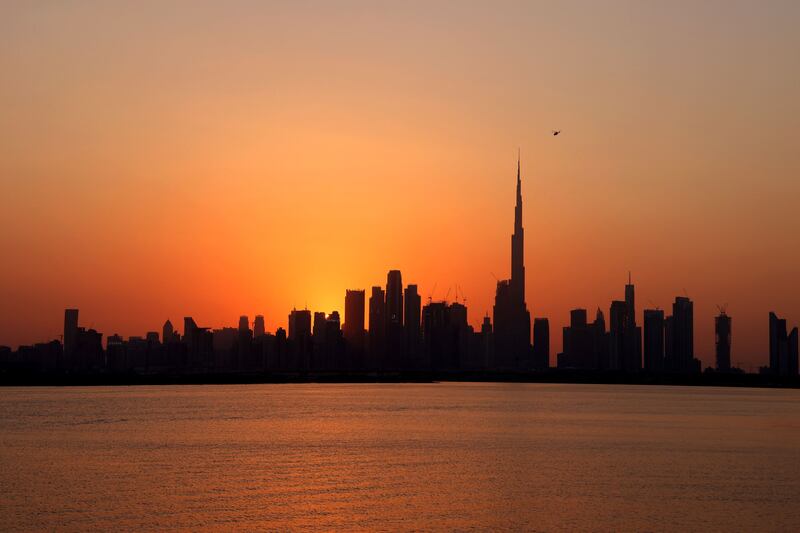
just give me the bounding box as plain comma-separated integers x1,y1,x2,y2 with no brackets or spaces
1,383,798,531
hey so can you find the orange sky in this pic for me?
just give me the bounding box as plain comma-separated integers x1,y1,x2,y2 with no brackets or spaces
1,1,799,369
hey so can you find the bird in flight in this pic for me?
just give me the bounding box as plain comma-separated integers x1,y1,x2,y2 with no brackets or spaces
552,130,561,136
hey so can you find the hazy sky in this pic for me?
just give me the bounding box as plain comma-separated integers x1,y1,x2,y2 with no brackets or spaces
1,1,799,368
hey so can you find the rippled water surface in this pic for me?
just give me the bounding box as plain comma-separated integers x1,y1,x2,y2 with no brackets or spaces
1,383,799,531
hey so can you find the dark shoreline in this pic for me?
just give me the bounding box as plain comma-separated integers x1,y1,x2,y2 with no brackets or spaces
1,370,798,389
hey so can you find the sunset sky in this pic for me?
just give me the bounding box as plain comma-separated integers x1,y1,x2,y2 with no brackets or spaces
1,1,799,368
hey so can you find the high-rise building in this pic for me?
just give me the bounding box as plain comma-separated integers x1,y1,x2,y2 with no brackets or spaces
609,277,642,372
592,308,609,369
184,317,198,352
480,314,494,369
163,319,175,343
625,272,636,327
238,315,249,333
404,284,422,365
288,308,312,371
386,270,403,327
288,309,312,341
343,289,366,354
385,270,404,370
665,296,698,373
313,311,327,343
533,318,549,369
609,300,627,370
63,309,79,361
558,309,593,369
769,312,799,376
643,309,665,372
422,301,469,371
493,155,531,370
253,315,265,338
368,286,386,365
715,311,732,372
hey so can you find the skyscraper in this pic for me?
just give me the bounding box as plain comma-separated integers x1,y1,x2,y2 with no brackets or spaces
385,270,404,369
665,296,697,373
609,300,627,370
532,318,550,369
404,284,422,367
253,315,265,338
625,272,636,328
288,308,312,372
643,309,665,372
368,286,386,367
769,312,799,376
386,270,403,327
343,289,366,354
162,319,175,343
715,310,732,372
611,276,642,372
493,155,531,370
288,308,312,341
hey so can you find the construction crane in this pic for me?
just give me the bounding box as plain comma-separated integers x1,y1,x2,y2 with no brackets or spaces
427,282,438,304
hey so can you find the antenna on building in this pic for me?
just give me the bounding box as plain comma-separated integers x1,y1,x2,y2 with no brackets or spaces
717,303,728,315
444,286,451,303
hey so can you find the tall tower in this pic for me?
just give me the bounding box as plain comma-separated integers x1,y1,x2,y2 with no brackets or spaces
493,154,531,370
386,270,403,326
715,310,731,372
511,154,525,305
625,272,636,327
343,289,366,352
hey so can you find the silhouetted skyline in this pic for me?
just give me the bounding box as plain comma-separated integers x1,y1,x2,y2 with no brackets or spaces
2,159,797,380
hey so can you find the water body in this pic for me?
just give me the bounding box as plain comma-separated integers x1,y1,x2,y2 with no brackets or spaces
1,383,798,531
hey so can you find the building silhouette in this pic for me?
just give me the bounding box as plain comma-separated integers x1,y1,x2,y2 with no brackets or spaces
532,318,550,369
385,270,405,370
769,312,799,376
715,310,732,372
493,155,531,370
3,157,797,381
254,315,265,338
608,276,642,372
643,309,665,372
664,296,700,373
162,319,176,344
423,301,470,372
343,289,366,368
368,286,386,369
386,270,403,327
404,284,422,369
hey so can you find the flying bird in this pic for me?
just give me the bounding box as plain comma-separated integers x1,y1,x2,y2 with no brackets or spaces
552,130,561,136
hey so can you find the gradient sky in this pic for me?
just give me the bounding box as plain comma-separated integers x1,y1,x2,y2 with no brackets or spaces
1,1,799,368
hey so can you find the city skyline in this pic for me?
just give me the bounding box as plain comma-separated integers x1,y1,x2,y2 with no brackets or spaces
2,2,800,368
1,153,797,371
3,157,798,377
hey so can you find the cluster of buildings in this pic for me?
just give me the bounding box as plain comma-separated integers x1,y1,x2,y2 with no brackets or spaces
557,282,703,374
1,159,798,378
